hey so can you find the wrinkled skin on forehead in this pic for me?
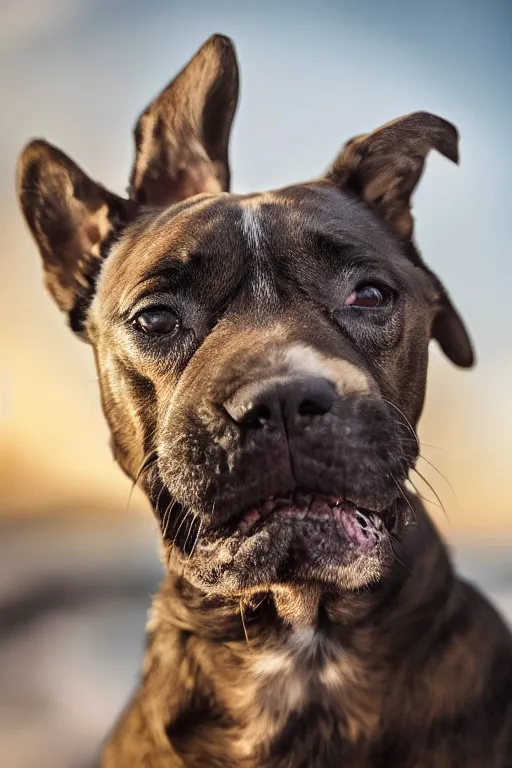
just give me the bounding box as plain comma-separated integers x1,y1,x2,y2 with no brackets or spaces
90,183,435,459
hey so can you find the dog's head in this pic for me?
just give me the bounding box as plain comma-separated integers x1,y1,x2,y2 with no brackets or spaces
17,35,473,605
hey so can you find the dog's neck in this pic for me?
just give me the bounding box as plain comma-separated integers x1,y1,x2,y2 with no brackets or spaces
141,500,456,762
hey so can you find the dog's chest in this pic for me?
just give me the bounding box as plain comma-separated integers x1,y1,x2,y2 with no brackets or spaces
208,629,379,766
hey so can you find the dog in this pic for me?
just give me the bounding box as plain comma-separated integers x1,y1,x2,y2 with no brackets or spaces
17,34,512,767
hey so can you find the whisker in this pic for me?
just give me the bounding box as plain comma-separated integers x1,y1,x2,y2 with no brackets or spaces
183,513,199,554
124,482,137,516
417,455,457,501
240,597,252,649
250,594,268,613
172,507,184,537
136,451,159,484
390,473,416,523
389,539,413,575
382,398,419,449
189,519,203,558
399,436,446,452
406,476,443,511
170,506,192,547
159,500,172,538
412,467,449,520
124,450,159,514
163,500,177,539
154,483,167,516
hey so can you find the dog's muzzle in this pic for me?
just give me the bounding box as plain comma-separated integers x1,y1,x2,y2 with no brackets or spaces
155,372,415,595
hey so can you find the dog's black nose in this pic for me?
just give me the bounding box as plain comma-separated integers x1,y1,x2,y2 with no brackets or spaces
223,376,335,429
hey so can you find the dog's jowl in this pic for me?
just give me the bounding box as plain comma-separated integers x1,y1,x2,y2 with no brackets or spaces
17,34,512,767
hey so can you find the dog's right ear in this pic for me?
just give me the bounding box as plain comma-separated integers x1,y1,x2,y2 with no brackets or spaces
17,35,239,335
129,34,239,206
17,140,139,335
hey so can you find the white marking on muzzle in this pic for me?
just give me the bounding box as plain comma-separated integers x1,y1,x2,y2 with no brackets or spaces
282,344,370,396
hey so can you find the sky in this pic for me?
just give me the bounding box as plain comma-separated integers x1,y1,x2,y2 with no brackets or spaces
1,0,511,534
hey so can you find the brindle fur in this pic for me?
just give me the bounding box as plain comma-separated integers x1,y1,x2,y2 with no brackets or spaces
16,35,512,767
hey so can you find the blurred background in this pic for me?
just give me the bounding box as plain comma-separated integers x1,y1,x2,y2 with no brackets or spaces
1,0,511,766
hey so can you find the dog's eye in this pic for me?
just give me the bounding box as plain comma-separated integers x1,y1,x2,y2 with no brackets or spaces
133,307,179,335
344,285,391,309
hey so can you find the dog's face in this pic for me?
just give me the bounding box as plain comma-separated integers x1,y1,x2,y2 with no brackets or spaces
17,36,473,603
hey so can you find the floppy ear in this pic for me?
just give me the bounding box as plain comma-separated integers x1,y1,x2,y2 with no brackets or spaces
426,271,474,368
327,111,474,368
17,140,138,334
129,34,239,206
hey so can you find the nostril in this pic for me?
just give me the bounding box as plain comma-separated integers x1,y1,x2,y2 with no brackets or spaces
239,403,272,427
223,384,277,427
298,398,331,417
296,381,335,418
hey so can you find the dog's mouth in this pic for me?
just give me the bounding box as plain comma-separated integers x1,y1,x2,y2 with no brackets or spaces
221,490,396,545
156,480,402,554
166,488,402,595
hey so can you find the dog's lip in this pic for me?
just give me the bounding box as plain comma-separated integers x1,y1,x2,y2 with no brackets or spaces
231,490,391,536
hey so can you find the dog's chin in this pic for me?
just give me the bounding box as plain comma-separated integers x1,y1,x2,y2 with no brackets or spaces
165,491,403,597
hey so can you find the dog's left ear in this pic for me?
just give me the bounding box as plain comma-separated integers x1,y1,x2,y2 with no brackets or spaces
425,274,474,368
328,111,459,240
432,301,474,367
129,34,239,206
327,111,474,368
